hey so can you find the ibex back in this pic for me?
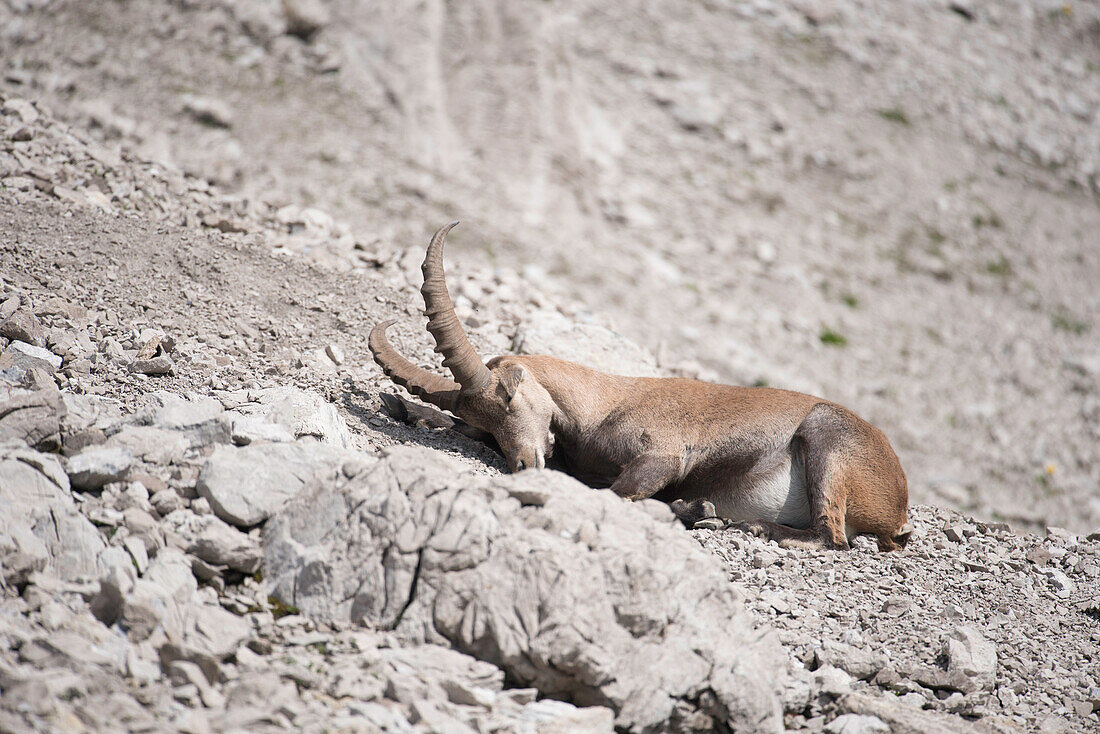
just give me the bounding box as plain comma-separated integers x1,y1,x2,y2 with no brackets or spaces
370,222,912,551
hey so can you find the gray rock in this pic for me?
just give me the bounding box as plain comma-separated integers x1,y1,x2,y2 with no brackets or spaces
373,644,504,708
59,393,123,451
0,295,19,322
163,509,262,573
106,425,191,464
839,693,990,734
2,98,39,124
229,414,295,445
0,443,107,582
119,549,198,642
915,626,997,694
150,488,185,516
224,671,299,716
815,665,854,698
100,337,126,362
136,391,230,445
181,95,234,129
232,386,352,447
1064,353,1100,379
65,446,133,490
517,699,615,732
197,441,347,527
264,446,785,733
141,390,224,428
167,660,225,709
143,547,198,605
283,0,331,40
944,627,997,693
7,340,62,370
0,387,65,451
130,355,173,375
123,534,150,574
815,641,888,681
825,713,891,734
0,308,47,347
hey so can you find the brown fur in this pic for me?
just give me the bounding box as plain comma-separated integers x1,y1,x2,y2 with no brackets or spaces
370,223,911,551
396,352,911,551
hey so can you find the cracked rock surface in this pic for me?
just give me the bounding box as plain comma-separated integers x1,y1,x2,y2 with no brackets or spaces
265,446,785,732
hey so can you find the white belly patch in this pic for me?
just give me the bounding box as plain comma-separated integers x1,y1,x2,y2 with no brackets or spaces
710,452,811,528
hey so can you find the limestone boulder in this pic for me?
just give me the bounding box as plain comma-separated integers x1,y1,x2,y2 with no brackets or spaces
264,446,784,733
197,441,350,527
0,442,107,582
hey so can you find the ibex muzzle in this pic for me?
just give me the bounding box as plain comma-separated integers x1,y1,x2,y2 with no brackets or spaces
370,223,912,551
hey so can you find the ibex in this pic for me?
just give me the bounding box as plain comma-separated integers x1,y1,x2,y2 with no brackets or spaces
370,223,912,551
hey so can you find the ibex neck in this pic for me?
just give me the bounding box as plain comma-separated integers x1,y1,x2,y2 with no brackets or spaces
518,356,636,437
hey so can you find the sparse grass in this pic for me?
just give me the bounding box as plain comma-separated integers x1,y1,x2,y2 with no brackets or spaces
819,328,847,347
971,212,1004,229
1051,310,1089,335
925,226,947,256
269,596,300,619
876,108,910,125
840,293,859,308
984,256,1012,277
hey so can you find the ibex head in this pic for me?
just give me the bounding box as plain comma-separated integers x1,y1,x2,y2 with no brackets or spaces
369,222,554,471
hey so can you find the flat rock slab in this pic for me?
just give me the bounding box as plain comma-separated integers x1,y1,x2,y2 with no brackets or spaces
106,425,191,464
1,443,107,582
6,340,62,371
264,446,785,733
197,441,349,527
232,387,352,448
0,308,47,347
65,446,133,490
0,387,65,451
163,510,262,573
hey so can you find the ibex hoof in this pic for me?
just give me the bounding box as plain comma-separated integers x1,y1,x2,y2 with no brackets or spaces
671,498,722,529
730,521,770,539
693,517,726,531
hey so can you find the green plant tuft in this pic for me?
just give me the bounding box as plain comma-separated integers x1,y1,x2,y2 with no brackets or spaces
876,108,910,125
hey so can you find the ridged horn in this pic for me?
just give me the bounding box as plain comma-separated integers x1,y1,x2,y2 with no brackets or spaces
369,320,461,412
421,222,491,392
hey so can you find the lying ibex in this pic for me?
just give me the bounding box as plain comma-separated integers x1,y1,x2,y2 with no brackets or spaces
370,222,912,551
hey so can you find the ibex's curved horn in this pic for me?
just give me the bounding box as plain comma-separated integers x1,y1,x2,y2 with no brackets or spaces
421,222,491,392
369,320,461,412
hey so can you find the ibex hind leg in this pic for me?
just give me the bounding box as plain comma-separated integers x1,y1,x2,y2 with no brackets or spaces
784,403,857,551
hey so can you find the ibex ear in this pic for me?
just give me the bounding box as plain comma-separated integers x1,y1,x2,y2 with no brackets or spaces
500,365,526,402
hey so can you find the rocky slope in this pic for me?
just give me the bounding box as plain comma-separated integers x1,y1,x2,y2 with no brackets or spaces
2,0,1098,533
2,1,1099,733
2,88,1099,733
